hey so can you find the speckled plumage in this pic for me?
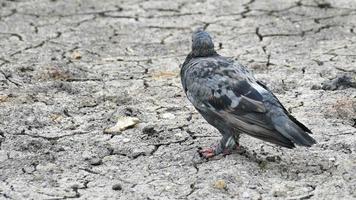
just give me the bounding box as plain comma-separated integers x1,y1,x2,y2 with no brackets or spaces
181,30,316,157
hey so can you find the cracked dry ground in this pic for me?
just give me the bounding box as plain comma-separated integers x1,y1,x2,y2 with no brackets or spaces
0,0,356,199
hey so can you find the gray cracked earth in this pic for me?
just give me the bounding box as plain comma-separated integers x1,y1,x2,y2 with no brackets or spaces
0,0,356,199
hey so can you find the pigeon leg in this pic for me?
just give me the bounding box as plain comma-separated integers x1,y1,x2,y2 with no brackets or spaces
216,133,240,155
199,134,240,158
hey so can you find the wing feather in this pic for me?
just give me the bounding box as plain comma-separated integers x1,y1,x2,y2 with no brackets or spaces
256,80,313,134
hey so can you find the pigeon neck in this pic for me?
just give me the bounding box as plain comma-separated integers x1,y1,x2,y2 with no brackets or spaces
190,48,218,58
182,49,218,67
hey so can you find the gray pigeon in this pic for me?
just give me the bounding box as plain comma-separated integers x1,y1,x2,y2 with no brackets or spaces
181,30,316,158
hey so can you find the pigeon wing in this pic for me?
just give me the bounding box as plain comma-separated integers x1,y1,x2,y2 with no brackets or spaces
256,80,312,134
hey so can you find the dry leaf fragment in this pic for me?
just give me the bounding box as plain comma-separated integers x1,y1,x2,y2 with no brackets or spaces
152,71,178,80
213,180,227,190
0,95,9,103
104,116,140,134
50,114,63,123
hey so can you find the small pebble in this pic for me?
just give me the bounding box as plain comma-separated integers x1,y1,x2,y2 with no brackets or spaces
112,183,122,191
186,114,192,121
310,84,321,90
174,132,183,137
122,138,131,143
71,51,82,60
161,113,175,119
71,184,80,189
242,191,250,198
266,155,281,162
89,157,102,166
142,125,156,136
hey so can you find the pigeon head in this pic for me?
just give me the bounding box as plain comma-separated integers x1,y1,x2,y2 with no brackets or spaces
191,30,216,57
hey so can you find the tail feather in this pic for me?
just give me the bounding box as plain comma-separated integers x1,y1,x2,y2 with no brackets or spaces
285,113,313,134
272,116,316,147
247,131,296,149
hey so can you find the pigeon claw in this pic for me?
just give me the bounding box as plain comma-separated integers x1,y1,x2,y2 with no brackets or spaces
198,147,215,158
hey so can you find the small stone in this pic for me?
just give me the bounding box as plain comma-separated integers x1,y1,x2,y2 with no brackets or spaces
56,146,65,152
248,185,257,189
22,165,36,174
272,184,287,197
174,132,183,137
112,183,122,191
89,157,102,166
71,184,80,189
82,150,93,160
213,180,227,190
186,114,192,121
122,138,131,143
165,186,172,191
310,84,321,90
125,47,134,53
266,155,281,162
142,125,156,136
161,113,175,119
71,51,82,60
242,191,250,198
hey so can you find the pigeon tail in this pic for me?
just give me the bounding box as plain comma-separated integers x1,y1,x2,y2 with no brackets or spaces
272,115,317,147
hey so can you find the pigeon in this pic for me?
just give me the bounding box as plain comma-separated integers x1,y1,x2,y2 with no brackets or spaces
180,30,316,158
